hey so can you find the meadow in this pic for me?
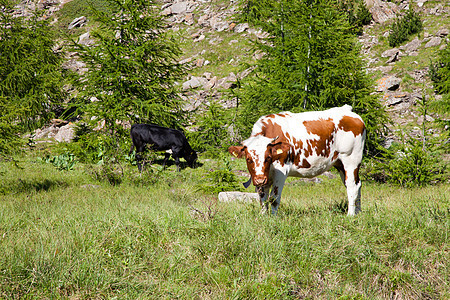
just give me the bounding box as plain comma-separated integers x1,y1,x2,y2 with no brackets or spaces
0,154,448,299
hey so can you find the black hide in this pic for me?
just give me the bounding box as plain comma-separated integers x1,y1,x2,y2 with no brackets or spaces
130,124,197,171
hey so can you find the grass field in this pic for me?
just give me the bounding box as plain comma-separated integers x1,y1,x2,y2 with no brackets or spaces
0,154,448,299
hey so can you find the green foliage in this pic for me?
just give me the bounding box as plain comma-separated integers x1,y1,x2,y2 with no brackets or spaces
429,46,450,113
198,156,242,193
388,7,423,47
363,95,448,187
234,0,387,153
338,0,372,35
186,101,236,156
236,0,277,23
0,0,67,156
70,0,186,160
65,124,106,163
0,96,24,157
431,45,450,93
364,136,447,187
42,152,77,171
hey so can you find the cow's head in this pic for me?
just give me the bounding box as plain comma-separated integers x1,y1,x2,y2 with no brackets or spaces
185,151,198,168
228,136,291,187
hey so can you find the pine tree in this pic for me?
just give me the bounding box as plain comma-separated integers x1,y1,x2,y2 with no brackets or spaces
234,0,386,153
0,0,66,157
429,46,450,114
71,0,186,158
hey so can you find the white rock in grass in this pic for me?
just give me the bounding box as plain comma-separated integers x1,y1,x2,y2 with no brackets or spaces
170,2,188,15
218,192,259,203
425,37,441,48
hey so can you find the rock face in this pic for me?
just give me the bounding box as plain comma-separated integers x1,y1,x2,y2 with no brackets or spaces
54,123,75,142
365,0,400,23
33,120,75,143
401,37,421,52
68,16,86,30
425,36,442,48
376,76,402,92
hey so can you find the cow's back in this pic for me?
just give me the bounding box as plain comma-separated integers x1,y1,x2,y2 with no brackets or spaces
131,124,188,151
251,105,363,141
250,105,365,177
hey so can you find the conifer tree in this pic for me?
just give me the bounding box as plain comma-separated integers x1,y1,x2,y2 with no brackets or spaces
71,0,186,156
0,0,66,157
235,0,386,153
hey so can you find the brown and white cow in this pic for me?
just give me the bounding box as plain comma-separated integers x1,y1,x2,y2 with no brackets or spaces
228,105,366,216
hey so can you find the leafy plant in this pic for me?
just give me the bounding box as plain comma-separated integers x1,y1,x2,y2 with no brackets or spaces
66,124,106,163
42,153,77,171
364,136,446,187
0,96,24,158
388,7,423,47
429,45,450,94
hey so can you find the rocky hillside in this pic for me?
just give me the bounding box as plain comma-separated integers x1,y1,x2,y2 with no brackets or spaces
13,0,450,144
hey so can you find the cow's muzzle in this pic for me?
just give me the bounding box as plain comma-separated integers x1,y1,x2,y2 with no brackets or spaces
253,177,268,187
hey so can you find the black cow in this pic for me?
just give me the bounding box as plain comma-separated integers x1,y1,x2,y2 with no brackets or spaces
130,124,198,171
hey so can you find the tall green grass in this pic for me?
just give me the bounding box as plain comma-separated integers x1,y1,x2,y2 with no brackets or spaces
0,155,448,298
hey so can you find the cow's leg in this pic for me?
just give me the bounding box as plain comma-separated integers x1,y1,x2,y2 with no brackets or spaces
175,157,181,171
134,144,146,172
171,147,182,172
135,152,145,172
341,161,362,216
269,175,287,215
135,154,142,172
333,159,346,186
162,152,171,169
257,185,271,214
169,154,181,171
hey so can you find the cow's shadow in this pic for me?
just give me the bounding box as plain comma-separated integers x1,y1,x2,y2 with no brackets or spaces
278,199,348,217
139,156,203,171
2,178,68,194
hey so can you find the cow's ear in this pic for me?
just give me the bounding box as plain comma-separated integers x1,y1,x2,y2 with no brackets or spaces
228,146,246,158
271,142,291,163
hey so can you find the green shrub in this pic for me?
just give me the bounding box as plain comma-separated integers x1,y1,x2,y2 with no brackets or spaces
67,125,106,163
85,162,123,186
388,7,423,47
355,0,372,26
429,46,450,96
198,157,242,193
41,152,77,171
363,136,447,187
363,95,448,187
68,123,130,164
339,0,372,35
186,101,236,157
